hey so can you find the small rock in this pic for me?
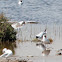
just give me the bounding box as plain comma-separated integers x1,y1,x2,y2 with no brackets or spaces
28,60,33,62
56,53,62,56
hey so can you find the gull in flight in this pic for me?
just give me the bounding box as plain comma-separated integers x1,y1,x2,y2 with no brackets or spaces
11,21,39,30
36,29,47,39
11,21,25,29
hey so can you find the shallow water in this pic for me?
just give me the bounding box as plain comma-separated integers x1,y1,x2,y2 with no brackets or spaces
15,24,62,57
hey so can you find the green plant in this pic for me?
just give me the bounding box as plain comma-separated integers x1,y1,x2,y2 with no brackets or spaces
0,13,17,42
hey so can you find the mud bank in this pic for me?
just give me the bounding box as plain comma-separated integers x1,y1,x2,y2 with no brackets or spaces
0,57,27,62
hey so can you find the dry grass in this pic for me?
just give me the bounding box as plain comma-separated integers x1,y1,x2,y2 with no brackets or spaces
49,38,53,43
32,38,41,42
18,40,23,42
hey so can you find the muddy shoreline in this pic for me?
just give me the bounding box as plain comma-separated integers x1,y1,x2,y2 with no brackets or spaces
0,55,62,62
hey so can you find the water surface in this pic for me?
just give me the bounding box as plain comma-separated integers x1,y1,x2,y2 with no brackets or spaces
0,0,62,24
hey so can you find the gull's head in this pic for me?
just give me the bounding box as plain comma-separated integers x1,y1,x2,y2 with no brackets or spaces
21,0,22,2
2,48,7,53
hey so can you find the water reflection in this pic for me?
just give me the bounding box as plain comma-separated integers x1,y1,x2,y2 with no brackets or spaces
0,41,17,55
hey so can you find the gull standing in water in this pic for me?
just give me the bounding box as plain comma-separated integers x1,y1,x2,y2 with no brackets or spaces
36,43,46,51
0,48,13,58
36,43,50,56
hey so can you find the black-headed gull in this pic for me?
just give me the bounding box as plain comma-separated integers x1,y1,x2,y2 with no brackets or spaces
36,29,47,39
